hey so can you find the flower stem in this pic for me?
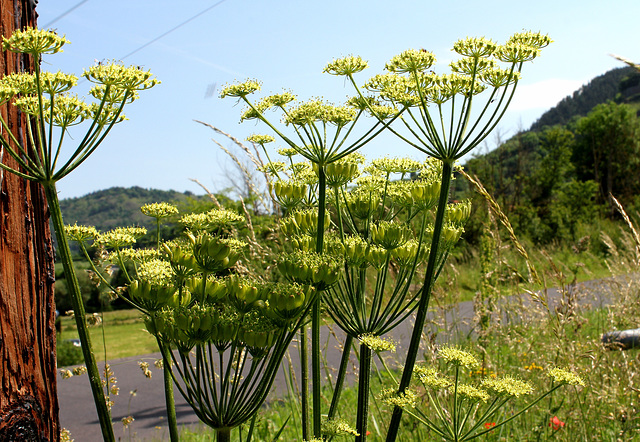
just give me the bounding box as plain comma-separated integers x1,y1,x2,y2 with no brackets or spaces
385,160,454,442
158,339,179,441
327,334,353,420
216,427,231,442
356,343,372,442
312,166,328,437
300,327,310,441
43,182,115,441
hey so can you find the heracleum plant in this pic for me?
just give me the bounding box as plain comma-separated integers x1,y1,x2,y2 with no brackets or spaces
0,28,158,442
387,346,585,441
263,151,471,440
70,206,317,442
220,72,400,440
322,31,552,441
68,203,183,441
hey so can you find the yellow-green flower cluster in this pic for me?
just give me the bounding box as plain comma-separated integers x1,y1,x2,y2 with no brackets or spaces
324,55,369,76
456,383,490,402
180,208,244,231
246,134,276,145
450,58,497,77
508,31,552,49
386,49,436,74
438,346,480,369
284,100,356,127
547,367,585,387
414,366,452,390
112,248,160,263
452,37,497,58
96,227,147,249
321,417,360,437
83,62,159,92
219,79,261,98
367,157,422,176
141,202,179,219
481,375,534,398
14,95,91,127
65,224,98,242
379,388,418,409
136,259,174,287
2,27,69,55
359,334,396,353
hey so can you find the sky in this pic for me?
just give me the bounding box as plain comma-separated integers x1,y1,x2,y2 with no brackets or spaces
31,0,640,199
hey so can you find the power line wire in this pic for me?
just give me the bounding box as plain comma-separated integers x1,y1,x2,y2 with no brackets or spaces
120,0,229,61
42,0,90,28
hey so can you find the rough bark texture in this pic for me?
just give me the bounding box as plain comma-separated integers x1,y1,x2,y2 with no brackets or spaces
0,2,59,441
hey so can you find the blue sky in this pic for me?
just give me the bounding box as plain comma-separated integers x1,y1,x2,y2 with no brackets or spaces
34,0,640,199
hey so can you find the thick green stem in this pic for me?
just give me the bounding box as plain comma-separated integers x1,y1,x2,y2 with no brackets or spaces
385,160,454,442
44,182,115,441
158,340,179,441
356,343,372,442
300,327,310,441
216,427,231,442
327,334,353,420
312,166,327,437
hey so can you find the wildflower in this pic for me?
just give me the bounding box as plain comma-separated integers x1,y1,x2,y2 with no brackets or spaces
457,383,490,402
219,79,261,98
2,27,69,55
379,388,418,408
508,31,552,49
138,361,153,379
495,43,540,63
141,202,178,219
39,71,78,95
72,366,87,376
60,428,74,442
261,92,296,108
60,369,73,379
110,385,120,395
246,134,276,145
547,367,585,387
122,416,134,429
481,375,533,398
414,366,452,390
87,313,102,326
65,224,98,242
438,345,480,369
83,62,159,92
359,334,396,353
549,416,565,431
453,37,497,58
324,55,369,76
484,422,496,430
321,417,360,437
386,49,436,74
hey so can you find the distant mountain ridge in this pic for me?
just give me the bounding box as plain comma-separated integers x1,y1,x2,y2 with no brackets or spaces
59,186,211,232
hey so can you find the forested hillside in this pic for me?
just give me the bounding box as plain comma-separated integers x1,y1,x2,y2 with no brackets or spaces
530,66,638,130
463,66,640,245
59,186,213,231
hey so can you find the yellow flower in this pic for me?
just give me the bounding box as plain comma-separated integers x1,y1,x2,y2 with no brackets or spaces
2,27,69,55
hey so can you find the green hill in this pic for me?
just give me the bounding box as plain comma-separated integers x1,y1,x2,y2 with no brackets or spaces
59,186,212,232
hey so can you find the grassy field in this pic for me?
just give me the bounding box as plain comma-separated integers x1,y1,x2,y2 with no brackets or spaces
58,309,159,362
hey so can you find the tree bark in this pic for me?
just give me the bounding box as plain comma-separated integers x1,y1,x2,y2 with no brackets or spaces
0,2,59,441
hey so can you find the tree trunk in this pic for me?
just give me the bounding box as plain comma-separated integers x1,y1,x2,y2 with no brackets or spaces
0,2,59,441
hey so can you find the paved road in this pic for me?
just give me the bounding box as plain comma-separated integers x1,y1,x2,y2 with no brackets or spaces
57,276,624,441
